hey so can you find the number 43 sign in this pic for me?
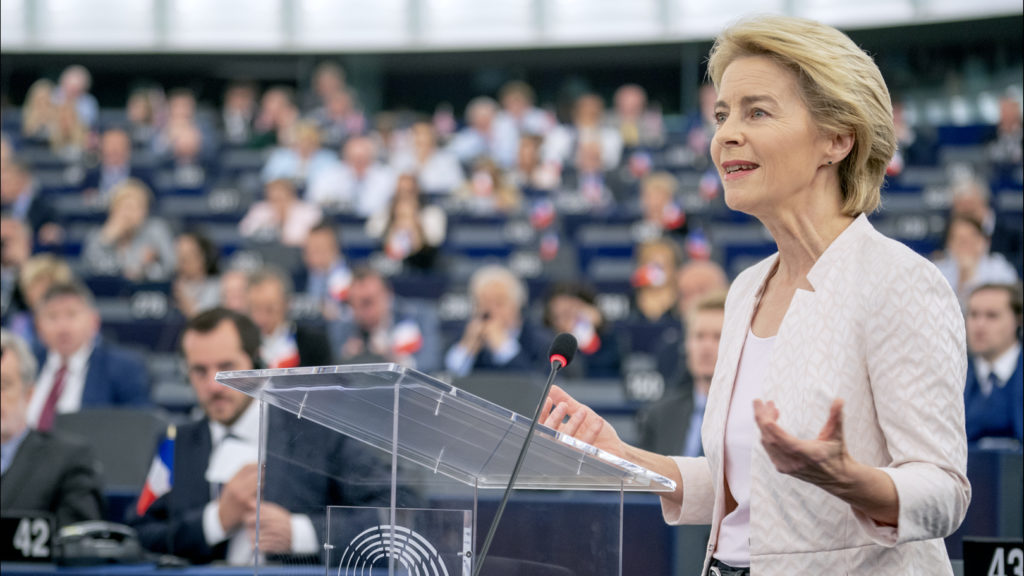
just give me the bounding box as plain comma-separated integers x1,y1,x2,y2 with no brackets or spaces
965,537,1024,576
1,514,54,562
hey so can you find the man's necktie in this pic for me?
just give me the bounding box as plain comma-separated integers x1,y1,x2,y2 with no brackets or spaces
37,363,68,431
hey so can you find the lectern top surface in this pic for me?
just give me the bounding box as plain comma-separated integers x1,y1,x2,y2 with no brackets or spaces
216,363,676,492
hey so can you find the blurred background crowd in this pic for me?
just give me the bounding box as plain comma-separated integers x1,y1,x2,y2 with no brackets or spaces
0,2,1021,571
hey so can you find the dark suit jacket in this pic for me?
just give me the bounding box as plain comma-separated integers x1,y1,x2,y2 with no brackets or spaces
294,323,334,367
0,430,104,528
635,389,696,456
128,407,393,563
458,321,549,375
964,348,1024,443
37,338,151,408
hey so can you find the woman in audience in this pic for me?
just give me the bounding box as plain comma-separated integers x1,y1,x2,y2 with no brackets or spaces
639,172,687,236
9,254,75,350
21,79,57,142
453,157,523,215
390,120,464,195
172,231,221,318
261,120,337,188
933,213,1019,308
366,173,447,272
48,101,89,161
630,237,682,323
239,178,322,247
126,86,166,147
82,179,176,281
510,134,561,192
542,281,622,379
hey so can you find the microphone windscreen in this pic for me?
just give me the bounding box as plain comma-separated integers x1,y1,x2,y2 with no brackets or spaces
548,333,578,367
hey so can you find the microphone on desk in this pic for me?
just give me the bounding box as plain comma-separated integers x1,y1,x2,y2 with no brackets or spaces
473,333,578,576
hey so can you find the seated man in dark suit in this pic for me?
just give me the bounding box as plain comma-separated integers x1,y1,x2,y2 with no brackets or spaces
1,329,104,528
637,291,726,456
81,128,154,203
444,265,547,377
246,265,334,368
328,267,442,374
964,283,1024,443
129,308,393,564
31,281,150,430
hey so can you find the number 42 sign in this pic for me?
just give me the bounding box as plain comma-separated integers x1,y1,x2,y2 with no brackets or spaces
1,514,54,562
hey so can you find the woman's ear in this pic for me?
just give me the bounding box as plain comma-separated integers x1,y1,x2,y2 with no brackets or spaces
828,132,855,164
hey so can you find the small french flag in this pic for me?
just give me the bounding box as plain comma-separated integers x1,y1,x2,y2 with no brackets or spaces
328,266,352,303
391,320,424,356
136,425,176,516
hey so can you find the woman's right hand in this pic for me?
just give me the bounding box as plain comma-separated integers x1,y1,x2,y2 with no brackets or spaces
541,385,626,460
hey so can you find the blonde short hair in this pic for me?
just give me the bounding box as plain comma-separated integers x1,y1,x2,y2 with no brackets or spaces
18,253,74,296
707,16,895,216
109,178,153,211
469,265,526,310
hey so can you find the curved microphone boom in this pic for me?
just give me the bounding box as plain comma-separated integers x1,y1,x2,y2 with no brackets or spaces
473,333,577,576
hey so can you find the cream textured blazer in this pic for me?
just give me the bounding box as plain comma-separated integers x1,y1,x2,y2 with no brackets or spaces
662,214,970,575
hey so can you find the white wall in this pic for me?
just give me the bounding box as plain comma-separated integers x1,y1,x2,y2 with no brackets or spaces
1,0,1020,53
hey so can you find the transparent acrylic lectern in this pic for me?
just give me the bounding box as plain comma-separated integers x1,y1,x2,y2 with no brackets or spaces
216,363,675,576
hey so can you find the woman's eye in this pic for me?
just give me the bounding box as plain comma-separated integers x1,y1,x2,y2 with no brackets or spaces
751,108,767,119
714,112,727,125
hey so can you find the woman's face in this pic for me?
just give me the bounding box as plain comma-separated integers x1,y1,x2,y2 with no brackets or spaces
711,56,833,217
113,192,148,231
547,294,580,333
947,220,987,263
176,235,206,279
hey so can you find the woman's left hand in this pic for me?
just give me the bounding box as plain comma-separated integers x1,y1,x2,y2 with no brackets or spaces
753,398,853,491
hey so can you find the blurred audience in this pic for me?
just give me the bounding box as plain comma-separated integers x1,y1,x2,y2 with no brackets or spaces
49,100,89,161
1,328,104,529
307,136,396,216
247,266,333,368
328,267,442,373
366,174,447,272
610,83,664,149
631,237,682,323
510,134,560,192
126,85,166,147
4,254,74,351
312,88,365,148
0,218,33,328
544,93,622,171
260,120,336,187
637,290,726,455
454,157,523,215
390,120,465,195
172,231,221,318
239,178,322,247
21,79,57,141
639,171,686,237
305,61,347,112
493,81,551,167
950,173,1023,274
676,259,728,318
83,128,150,202
541,282,622,379
52,65,99,129
988,94,1023,168
1,158,63,246
250,86,299,149
32,281,151,430
219,82,258,146
448,97,505,166
964,283,1023,444
933,214,1018,308
82,179,176,281
218,269,251,314
302,223,351,320
444,265,546,377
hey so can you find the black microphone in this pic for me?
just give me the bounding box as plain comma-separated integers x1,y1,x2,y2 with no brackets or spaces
473,333,578,576
548,332,578,371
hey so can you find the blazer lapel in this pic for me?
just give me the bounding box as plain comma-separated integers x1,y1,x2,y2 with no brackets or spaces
0,432,43,510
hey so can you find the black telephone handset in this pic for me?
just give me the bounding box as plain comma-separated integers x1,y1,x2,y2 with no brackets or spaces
55,521,145,566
